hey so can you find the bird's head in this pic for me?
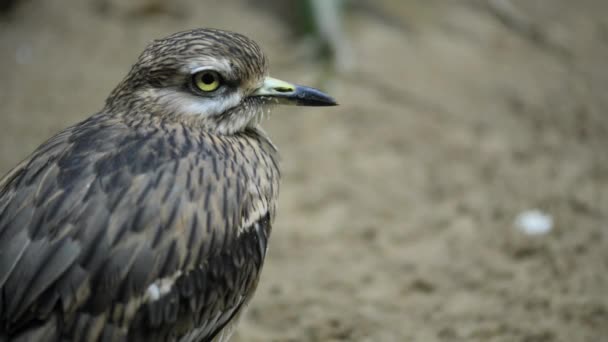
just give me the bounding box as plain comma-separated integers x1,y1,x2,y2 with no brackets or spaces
107,28,336,134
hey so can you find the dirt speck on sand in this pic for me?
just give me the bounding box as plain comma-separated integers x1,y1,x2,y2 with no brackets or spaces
1,0,607,341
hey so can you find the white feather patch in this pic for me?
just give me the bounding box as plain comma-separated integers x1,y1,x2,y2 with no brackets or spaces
238,183,268,236
144,270,182,302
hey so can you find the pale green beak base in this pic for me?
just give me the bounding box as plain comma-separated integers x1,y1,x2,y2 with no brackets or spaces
251,77,337,107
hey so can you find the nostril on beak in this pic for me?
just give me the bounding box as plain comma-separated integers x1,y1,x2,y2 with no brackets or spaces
273,86,294,93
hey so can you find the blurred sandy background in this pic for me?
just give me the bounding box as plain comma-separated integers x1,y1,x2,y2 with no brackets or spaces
1,0,607,341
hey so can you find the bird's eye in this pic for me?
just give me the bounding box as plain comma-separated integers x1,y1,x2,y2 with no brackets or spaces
193,71,221,92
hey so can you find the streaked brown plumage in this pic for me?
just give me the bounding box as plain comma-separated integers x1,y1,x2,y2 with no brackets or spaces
0,28,335,342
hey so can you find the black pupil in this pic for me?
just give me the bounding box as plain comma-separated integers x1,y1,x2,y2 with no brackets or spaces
201,73,216,85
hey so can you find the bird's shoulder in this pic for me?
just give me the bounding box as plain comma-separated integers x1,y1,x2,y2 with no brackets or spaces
0,113,279,341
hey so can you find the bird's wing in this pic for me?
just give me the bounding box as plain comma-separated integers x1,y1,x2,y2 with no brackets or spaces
0,116,278,341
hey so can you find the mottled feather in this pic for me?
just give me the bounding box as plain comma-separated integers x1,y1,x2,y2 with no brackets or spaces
0,112,279,341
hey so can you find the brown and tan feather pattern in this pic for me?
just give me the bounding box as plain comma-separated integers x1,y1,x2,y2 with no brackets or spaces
0,28,338,342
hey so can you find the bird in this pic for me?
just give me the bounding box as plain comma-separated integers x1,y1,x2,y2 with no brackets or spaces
0,28,336,342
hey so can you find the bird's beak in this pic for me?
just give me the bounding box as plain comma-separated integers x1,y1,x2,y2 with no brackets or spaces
251,77,337,106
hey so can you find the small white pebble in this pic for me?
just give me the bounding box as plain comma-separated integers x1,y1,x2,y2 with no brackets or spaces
514,209,553,235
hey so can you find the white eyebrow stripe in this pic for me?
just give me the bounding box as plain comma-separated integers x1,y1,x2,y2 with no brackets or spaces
188,58,232,75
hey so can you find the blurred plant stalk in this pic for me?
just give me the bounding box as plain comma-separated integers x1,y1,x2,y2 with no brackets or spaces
307,0,355,72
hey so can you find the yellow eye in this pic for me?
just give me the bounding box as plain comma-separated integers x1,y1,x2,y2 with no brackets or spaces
193,71,221,92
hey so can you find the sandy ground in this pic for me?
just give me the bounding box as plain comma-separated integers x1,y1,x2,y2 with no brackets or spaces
1,0,607,341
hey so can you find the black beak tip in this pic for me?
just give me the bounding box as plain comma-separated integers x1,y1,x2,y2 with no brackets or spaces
324,96,339,107
306,96,338,107
295,85,339,107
